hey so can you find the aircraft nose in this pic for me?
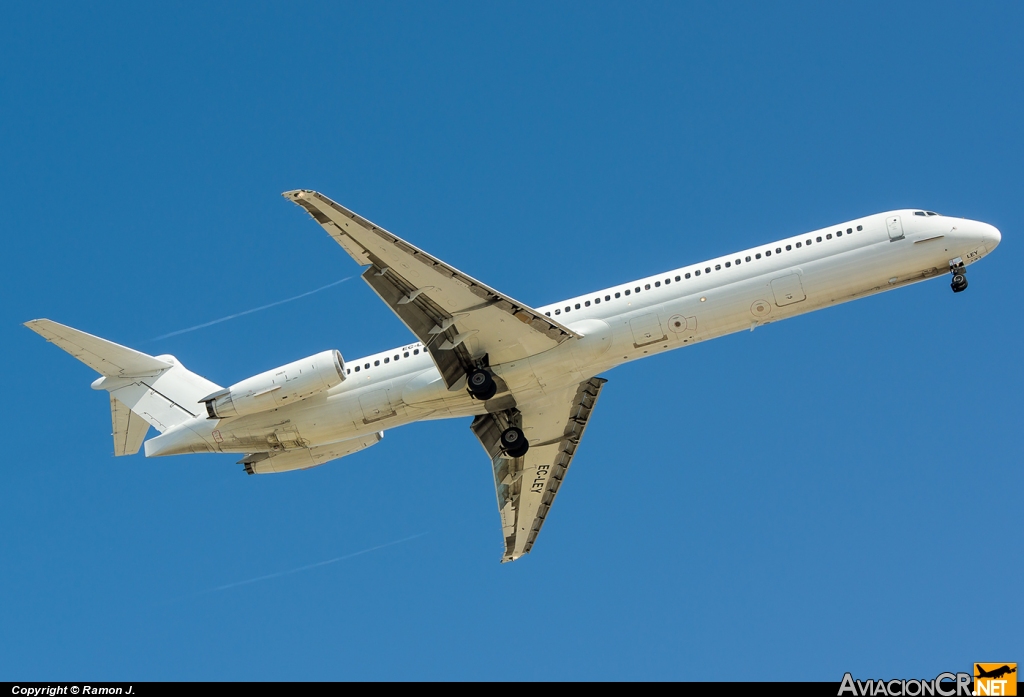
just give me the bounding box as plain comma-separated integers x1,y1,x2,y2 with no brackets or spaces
982,222,1002,251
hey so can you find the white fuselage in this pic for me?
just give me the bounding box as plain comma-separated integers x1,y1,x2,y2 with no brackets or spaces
145,209,1000,458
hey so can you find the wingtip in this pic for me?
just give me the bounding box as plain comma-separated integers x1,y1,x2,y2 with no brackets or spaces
282,189,315,201
24,319,50,334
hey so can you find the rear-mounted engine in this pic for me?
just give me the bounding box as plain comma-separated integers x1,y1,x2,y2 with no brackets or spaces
201,349,345,419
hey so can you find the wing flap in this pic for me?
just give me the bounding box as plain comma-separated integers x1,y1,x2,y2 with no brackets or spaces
285,190,579,385
472,376,607,562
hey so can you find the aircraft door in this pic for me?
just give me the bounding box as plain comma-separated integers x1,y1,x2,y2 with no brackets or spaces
771,273,806,307
886,215,905,241
360,388,396,424
630,313,667,348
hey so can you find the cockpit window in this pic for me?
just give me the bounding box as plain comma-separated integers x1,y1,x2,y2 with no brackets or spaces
915,211,926,216
926,211,938,216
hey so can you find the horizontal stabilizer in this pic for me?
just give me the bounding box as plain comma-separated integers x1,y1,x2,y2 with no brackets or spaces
25,319,170,377
111,395,150,456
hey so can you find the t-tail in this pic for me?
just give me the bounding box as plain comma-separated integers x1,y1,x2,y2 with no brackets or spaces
24,319,221,456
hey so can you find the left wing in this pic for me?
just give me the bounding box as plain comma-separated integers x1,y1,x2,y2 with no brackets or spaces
285,190,578,388
471,377,607,562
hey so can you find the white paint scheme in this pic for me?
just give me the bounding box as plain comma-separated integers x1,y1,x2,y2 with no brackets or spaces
25,195,1001,562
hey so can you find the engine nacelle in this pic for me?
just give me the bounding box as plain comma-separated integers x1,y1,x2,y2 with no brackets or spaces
202,349,345,419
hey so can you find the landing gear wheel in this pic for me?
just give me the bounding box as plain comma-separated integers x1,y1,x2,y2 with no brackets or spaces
500,427,529,458
951,273,968,293
467,369,497,401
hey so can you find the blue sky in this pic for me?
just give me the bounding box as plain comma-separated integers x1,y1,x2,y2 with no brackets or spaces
2,2,1021,680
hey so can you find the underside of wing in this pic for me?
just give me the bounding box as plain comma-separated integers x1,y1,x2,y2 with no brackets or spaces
471,377,607,562
284,190,578,388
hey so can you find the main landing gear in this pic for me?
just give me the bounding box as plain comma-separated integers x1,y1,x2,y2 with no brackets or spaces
467,368,497,401
950,258,968,293
500,425,529,458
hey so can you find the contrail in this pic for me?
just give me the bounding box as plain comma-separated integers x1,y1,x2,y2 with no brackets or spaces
168,533,427,603
148,276,353,341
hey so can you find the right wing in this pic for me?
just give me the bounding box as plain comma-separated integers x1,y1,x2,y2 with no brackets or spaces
471,377,607,562
285,190,578,388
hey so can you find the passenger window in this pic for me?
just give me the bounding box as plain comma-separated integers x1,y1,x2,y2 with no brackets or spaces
384,357,389,363
364,363,369,369
404,352,409,358
665,278,670,284
585,300,590,307
374,360,380,366
775,248,781,253
346,368,351,374
685,273,691,279
545,311,550,316
605,295,611,301
837,231,842,237
725,262,731,268
635,287,641,293
785,245,792,251
735,259,741,265
394,355,399,361
705,267,711,273
414,349,419,355
594,298,600,304
715,264,721,271
614,292,620,298
625,289,631,295
765,250,771,256
847,228,852,234
355,366,360,372
795,242,801,248
575,303,581,309
816,236,822,242
856,225,863,231
655,281,661,287
755,253,761,259
565,306,571,312
746,256,751,262
695,270,701,276
555,309,561,314
826,233,832,239
644,284,650,290
675,276,681,282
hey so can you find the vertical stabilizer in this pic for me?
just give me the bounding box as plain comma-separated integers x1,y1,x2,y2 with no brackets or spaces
26,319,222,446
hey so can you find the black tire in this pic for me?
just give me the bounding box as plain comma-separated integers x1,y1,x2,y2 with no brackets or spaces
952,276,968,293
467,369,497,401
500,427,529,458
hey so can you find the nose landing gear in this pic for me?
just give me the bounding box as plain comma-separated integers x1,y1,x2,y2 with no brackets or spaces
949,258,968,293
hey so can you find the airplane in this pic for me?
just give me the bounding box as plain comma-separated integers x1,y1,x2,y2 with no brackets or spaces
976,665,1016,680
26,191,1002,562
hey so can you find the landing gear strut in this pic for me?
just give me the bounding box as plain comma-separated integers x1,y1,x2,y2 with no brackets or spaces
467,368,497,401
500,426,529,458
950,258,968,293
